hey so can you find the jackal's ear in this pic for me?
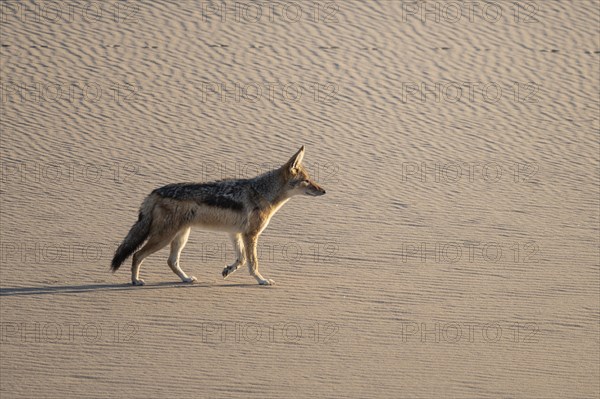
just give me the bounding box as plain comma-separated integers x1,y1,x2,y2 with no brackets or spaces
285,146,305,172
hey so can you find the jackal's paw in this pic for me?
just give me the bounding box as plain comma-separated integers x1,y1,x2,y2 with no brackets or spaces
259,279,275,286
132,279,145,286
182,276,197,283
222,266,237,279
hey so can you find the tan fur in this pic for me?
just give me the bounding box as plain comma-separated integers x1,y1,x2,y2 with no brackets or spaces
111,146,326,286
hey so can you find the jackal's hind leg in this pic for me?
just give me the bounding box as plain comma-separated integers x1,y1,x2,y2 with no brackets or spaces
132,230,178,286
168,227,196,283
222,233,246,279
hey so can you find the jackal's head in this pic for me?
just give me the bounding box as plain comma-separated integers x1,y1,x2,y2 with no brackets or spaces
282,146,326,197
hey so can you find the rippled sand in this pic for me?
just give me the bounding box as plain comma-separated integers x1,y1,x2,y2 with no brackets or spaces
1,1,598,398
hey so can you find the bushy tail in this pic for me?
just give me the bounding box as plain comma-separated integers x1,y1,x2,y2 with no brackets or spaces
111,207,152,272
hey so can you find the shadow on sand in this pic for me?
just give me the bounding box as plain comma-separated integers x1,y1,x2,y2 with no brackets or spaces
0,281,266,296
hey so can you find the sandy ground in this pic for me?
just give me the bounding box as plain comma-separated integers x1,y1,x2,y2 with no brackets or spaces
1,1,598,398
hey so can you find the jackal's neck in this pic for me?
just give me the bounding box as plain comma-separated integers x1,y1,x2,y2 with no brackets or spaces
251,168,289,209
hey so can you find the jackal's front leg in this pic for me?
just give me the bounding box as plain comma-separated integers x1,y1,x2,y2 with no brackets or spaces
222,233,246,279
243,234,274,285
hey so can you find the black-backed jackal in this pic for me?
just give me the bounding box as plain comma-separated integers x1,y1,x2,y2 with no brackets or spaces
111,146,326,285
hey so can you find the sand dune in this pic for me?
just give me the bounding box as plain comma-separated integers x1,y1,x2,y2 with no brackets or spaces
1,1,598,397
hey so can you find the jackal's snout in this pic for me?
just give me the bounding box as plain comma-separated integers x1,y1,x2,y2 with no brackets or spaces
308,181,326,196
